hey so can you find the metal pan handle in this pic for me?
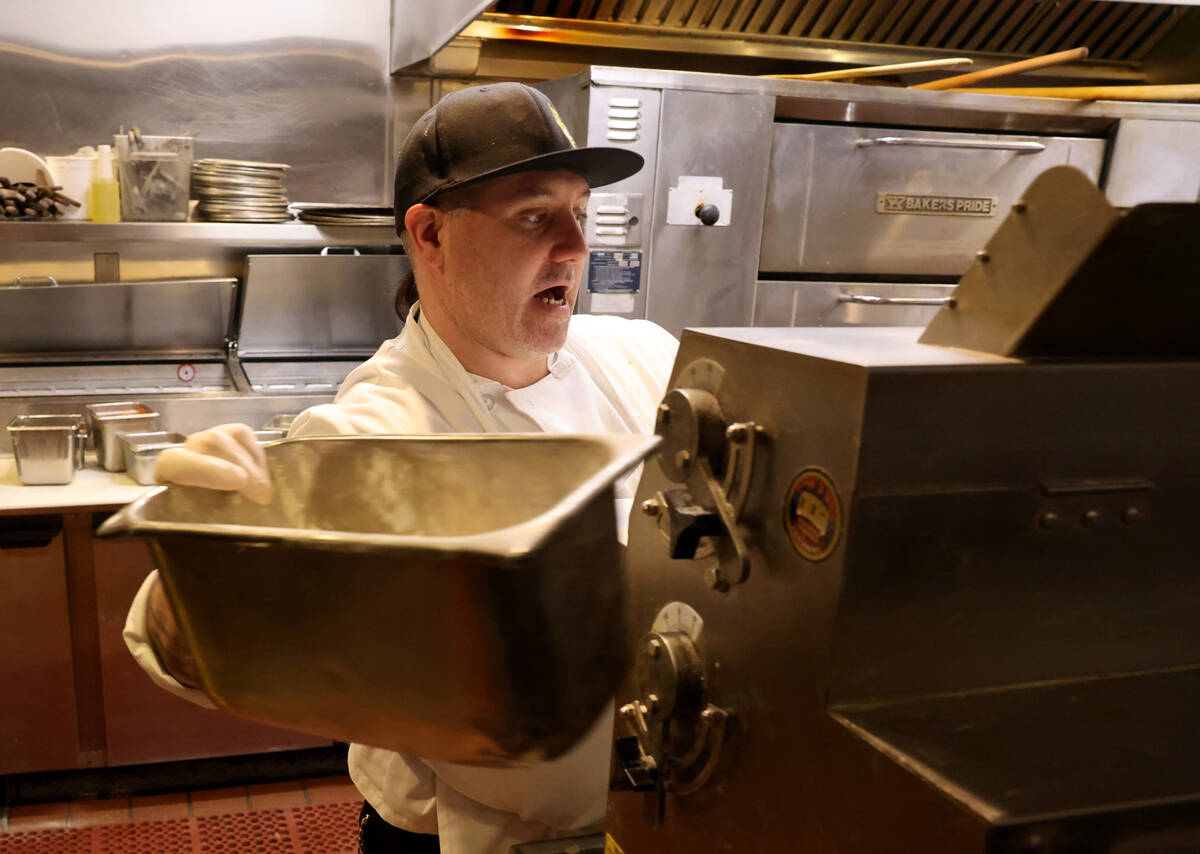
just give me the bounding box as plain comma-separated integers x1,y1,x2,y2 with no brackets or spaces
75,422,88,470
12,275,60,288
838,294,955,306
855,137,1046,153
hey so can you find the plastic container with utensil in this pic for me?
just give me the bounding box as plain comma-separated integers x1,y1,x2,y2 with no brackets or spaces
114,134,193,221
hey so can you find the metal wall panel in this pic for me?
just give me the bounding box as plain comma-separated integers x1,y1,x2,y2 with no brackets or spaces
643,89,774,334
0,0,394,204
584,86,662,321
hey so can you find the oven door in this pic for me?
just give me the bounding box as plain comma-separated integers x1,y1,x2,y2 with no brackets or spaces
760,123,1106,277
753,280,955,327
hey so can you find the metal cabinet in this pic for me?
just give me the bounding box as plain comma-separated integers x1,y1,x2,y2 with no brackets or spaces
92,533,330,766
0,509,330,775
0,519,81,774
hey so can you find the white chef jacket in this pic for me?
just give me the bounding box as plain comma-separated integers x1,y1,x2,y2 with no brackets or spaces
124,303,679,853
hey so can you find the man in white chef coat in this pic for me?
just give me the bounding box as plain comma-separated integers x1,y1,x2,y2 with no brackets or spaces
123,82,678,853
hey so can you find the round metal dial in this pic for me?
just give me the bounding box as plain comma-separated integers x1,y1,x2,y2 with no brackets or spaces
676,357,726,395
652,601,704,642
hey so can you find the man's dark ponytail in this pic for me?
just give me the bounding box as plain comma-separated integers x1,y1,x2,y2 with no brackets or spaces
395,269,418,320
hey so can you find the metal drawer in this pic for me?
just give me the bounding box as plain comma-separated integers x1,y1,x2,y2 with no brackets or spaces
760,124,1106,276
753,280,956,328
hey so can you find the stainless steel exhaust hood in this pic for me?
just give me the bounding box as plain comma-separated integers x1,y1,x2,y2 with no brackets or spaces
462,0,1199,82
391,0,494,71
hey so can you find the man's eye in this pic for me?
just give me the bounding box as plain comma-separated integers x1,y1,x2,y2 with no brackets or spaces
521,211,547,225
574,211,587,228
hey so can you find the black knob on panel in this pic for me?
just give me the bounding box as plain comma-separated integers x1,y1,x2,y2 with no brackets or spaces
694,203,720,226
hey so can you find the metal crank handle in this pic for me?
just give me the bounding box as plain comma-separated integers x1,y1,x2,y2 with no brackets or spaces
855,137,1045,153
838,294,955,306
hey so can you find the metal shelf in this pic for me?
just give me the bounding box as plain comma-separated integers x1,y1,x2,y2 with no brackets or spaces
0,220,401,246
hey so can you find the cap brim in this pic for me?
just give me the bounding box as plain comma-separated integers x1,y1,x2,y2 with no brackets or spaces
420,146,644,206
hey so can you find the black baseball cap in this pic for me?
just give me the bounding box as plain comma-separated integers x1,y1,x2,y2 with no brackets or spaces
393,82,644,229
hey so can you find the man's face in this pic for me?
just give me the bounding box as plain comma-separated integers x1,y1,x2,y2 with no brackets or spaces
435,169,590,363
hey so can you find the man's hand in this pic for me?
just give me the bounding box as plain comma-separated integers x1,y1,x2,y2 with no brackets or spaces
153,423,274,504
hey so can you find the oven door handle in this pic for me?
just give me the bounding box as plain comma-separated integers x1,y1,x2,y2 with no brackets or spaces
838,294,955,306
855,136,1046,153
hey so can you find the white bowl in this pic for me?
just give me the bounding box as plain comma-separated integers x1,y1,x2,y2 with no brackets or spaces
0,147,58,187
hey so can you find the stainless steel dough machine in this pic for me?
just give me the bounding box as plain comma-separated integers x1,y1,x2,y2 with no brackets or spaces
606,167,1200,853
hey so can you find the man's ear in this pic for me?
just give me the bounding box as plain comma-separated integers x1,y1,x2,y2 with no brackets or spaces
403,204,446,274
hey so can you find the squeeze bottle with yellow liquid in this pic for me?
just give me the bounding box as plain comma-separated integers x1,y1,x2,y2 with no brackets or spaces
90,144,120,223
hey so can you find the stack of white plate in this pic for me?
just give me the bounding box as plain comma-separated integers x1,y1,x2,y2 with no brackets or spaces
290,203,394,226
191,159,291,223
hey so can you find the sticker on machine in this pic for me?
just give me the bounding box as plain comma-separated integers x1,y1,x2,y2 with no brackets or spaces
587,249,641,293
783,467,842,562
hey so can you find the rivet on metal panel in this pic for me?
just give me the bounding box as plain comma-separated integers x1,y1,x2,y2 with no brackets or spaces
976,250,991,262
1039,510,1060,530
641,497,663,517
1082,509,1103,527
1013,201,1028,214
1121,506,1142,524
705,565,730,592
1018,830,1049,854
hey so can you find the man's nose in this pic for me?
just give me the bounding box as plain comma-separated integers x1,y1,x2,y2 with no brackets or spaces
550,209,589,264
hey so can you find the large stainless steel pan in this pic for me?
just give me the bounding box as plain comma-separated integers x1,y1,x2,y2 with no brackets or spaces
99,433,659,763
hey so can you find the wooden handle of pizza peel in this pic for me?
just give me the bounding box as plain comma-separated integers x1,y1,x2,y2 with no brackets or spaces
941,83,1200,101
764,57,973,81
913,47,1089,91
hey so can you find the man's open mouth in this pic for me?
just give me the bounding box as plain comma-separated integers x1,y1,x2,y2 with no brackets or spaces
534,285,568,306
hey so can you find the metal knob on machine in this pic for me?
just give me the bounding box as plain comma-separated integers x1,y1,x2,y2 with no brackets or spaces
647,373,762,588
616,625,729,799
655,387,728,482
636,632,705,724
694,202,720,226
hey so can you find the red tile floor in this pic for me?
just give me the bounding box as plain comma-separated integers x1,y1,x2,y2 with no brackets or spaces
0,775,362,853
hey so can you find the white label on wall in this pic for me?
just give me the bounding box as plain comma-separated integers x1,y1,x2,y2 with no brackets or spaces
666,176,732,226
590,293,637,314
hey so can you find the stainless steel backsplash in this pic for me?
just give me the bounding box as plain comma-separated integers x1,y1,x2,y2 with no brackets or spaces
0,0,404,204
